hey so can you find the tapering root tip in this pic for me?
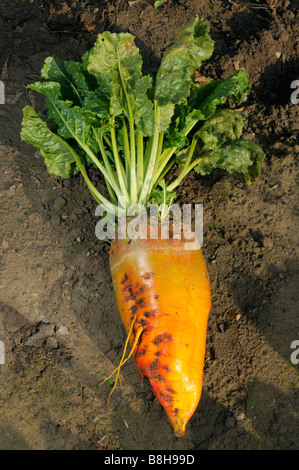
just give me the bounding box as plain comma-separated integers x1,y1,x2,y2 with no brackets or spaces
168,415,188,438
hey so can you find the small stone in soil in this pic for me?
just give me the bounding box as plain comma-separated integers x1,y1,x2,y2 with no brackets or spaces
217,322,226,333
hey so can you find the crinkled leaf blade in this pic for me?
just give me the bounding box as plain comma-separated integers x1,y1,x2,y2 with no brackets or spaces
82,76,111,119
196,108,248,150
155,17,214,107
133,74,155,135
183,69,251,132
21,106,79,178
27,81,100,156
198,69,251,118
41,56,91,105
195,139,265,184
84,31,154,133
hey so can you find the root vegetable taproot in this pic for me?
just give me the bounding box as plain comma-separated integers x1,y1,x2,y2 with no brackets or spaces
109,223,211,437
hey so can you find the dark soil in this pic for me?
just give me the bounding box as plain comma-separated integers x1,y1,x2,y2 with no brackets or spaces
0,0,298,450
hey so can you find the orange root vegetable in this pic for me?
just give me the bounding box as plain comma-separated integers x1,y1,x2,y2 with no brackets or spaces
109,221,211,437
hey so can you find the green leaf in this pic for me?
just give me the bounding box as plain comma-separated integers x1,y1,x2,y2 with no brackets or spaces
41,57,111,119
159,102,176,132
163,103,192,149
155,17,214,107
196,69,251,119
84,31,154,135
27,81,100,158
194,139,265,184
155,70,252,192
106,378,115,387
21,106,79,178
132,74,155,136
182,69,251,133
21,107,118,213
27,80,63,125
82,76,111,119
41,56,91,105
83,32,142,90
154,0,164,12
188,79,219,109
195,108,248,150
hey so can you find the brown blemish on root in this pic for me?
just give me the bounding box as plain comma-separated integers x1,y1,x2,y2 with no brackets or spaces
121,273,129,284
120,273,150,309
165,387,176,394
136,348,147,358
123,290,136,303
155,374,166,382
143,310,158,318
153,332,173,346
130,305,138,315
149,358,158,371
157,392,173,402
142,272,155,280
